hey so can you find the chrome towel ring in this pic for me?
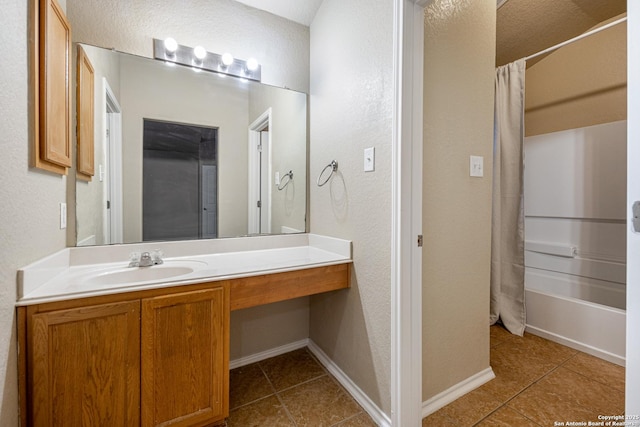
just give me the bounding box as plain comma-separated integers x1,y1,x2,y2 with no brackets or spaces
317,160,338,187
277,170,293,191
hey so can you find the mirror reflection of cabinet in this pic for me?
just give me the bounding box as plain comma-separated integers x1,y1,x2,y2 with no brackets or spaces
31,0,72,174
76,45,95,180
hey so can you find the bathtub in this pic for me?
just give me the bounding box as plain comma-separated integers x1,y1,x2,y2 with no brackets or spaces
524,257,626,367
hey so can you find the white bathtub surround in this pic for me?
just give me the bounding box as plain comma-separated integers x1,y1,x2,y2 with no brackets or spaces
525,289,626,366
523,121,627,366
17,234,351,305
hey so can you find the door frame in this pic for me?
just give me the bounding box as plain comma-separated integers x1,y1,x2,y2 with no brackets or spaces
247,108,272,235
391,0,427,425
103,78,123,245
626,1,639,414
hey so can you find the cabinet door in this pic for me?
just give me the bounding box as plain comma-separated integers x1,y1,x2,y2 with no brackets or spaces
30,301,140,426
142,287,229,427
76,44,95,180
39,0,72,168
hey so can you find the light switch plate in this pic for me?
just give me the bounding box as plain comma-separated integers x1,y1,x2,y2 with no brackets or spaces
364,147,375,172
275,171,280,185
60,203,67,229
470,155,483,177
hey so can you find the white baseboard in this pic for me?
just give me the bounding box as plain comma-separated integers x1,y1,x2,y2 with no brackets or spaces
229,339,309,369
307,340,391,427
525,325,625,367
421,367,495,418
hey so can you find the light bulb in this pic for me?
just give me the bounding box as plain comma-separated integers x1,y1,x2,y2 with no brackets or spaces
164,37,178,55
221,53,234,66
246,57,259,71
194,46,207,60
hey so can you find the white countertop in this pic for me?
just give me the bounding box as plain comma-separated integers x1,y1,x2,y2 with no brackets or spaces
17,234,352,306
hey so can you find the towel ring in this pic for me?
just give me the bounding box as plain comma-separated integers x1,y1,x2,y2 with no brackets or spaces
277,170,293,191
317,160,338,187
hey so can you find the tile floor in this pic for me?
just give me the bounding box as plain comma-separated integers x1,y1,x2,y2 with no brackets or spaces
422,324,626,426
225,327,625,426
226,348,377,426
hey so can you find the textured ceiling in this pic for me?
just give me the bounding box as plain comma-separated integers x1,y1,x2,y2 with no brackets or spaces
232,0,323,26
496,0,626,66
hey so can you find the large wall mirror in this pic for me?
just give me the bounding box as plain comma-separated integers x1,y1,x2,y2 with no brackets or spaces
76,44,307,245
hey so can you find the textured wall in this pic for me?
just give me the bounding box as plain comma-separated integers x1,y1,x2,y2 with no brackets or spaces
422,0,495,400
66,0,310,93
308,0,394,415
525,15,627,137
0,2,68,424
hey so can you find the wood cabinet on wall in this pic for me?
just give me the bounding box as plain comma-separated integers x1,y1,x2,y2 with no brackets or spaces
19,283,230,427
31,0,72,175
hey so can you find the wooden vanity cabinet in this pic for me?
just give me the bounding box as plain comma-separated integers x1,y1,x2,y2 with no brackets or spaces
28,301,140,426
141,288,229,427
19,283,230,427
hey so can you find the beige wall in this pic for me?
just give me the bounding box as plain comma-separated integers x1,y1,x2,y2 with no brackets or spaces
0,2,69,424
422,0,496,401
308,0,394,414
66,0,310,93
525,15,627,137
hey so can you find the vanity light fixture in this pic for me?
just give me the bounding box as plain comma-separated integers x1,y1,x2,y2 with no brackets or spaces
153,38,261,81
221,52,234,67
163,37,178,56
246,57,259,71
193,46,207,61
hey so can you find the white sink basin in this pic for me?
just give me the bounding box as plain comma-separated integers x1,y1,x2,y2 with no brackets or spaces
78,260,207,287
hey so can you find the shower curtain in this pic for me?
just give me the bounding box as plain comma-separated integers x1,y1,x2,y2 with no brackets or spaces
490,59,526,336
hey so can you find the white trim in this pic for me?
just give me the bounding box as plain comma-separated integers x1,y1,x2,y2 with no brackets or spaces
229,338,309,369
391,0,424,425
103,78,123,245
526,325,625,367
628,0,640,414
248,108,273,234
421,368,496,418
307,340,391,427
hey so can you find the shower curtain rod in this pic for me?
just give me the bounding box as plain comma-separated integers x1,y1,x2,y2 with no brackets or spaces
524,16,627,62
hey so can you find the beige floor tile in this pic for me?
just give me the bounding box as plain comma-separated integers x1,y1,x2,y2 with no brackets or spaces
227,395,294,427
422,410,459,426
425,387,503,427
476,406,541,426
259,348,326,391
563,352,625,393
278,376,362,427
332,412,377,426
229,363,275,409
490,324,517,347
508,366,624,425
482,346,554,401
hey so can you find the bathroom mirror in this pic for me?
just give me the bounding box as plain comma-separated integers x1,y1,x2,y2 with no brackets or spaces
75,44,307,245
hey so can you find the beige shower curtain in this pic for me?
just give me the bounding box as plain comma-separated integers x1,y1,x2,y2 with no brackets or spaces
490,59,526,336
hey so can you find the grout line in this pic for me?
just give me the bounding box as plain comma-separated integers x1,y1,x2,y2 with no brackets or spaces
473,336,623,426
329,410,366,426
274,392,298,427
257,362,298,426
273,373,329,394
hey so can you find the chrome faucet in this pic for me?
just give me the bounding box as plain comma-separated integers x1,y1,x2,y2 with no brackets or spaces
129,250,164,267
